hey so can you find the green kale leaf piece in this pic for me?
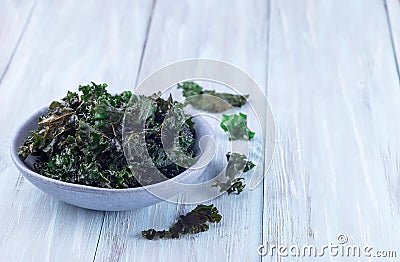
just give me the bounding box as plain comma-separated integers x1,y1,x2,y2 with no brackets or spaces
177,82,249,113
142,204,222,240
213,152,256,195
220,113,255,140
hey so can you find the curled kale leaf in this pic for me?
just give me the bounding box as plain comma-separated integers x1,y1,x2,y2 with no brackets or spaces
142,204,222,240
213,152,256,195
177,82,248,113
220,113,255,140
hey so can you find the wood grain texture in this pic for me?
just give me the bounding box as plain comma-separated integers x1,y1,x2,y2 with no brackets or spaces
0,0,36,81
0,0,153,261
263,0,400,261
93,0,269,261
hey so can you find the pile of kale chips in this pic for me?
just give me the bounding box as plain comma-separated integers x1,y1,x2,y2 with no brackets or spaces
18,82,195,189
18,81,256,240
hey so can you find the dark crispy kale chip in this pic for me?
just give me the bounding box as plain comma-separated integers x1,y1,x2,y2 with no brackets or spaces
213,152,256,195
142,204,222,240
123,93,196,184
220,113,255,140
177,82,249,113
18,82,195,189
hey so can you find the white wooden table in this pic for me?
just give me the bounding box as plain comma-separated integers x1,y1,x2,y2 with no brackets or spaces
1,0,400,261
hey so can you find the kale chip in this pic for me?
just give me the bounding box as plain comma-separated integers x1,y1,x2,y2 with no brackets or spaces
18,82,195,189
142,204,222,240
123,93,196,184
213,152,256,195
177,82,249,113
220,113,255,140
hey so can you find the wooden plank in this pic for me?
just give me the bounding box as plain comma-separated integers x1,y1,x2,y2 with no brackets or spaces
386,0,400,79
0,0,36,81
0,0,153,261
94,0,270,261
263,0,400,260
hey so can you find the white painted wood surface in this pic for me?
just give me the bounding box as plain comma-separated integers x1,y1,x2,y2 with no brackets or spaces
0,0,399,261
264,0,400,261
0,0,36,81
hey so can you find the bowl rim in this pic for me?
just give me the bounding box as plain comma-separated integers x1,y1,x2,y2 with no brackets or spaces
11,106,214,194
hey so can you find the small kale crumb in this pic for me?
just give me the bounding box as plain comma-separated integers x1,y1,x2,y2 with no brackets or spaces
142,204,222,240
220,112,255,140
213,152,256,195
227,178,246,195
177,81,249,113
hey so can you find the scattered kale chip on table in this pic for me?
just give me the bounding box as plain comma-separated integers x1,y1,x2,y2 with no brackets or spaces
220,112,255,140
18,82,195,189
213,152,256,195
177,81,249,113
142,204,222,240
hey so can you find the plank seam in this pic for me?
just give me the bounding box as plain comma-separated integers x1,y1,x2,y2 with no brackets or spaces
261,0,273,261
92,213,106,262
384,0,400,83
0,0,39,86
134,0,158,88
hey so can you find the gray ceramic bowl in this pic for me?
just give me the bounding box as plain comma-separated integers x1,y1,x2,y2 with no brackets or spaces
11,107,214,211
